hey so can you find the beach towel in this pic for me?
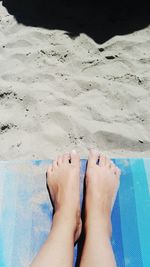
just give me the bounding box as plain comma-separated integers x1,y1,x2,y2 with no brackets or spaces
0,159,150,267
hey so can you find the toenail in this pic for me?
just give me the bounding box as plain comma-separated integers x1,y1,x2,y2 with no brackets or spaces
72,149,77,154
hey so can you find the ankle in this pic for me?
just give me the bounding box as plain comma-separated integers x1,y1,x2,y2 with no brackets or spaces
85,222,112,240
52,208,79,232
84,209,112,238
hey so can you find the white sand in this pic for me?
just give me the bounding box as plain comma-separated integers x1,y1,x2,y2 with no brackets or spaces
0,3,150,160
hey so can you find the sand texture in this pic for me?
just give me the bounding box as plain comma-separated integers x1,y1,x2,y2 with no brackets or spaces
0,2,150,160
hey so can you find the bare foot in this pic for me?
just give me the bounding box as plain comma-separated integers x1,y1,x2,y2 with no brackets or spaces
85,149,121,237
46,150,82,242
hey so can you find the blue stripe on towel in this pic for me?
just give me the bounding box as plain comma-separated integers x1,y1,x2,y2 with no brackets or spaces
111,193,125,267
1,170,19,267
0,173,5,267
11,174,32,267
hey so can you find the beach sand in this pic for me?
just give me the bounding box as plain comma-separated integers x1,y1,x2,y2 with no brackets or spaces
0,2,150,160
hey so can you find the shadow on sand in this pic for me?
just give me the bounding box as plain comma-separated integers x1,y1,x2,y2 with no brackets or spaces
1,0,150,43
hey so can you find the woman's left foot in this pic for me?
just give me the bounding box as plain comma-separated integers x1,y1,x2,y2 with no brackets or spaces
85,149,121,237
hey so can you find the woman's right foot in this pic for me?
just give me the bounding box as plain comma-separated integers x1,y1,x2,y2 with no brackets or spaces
85,149,121,237
46,150,82,242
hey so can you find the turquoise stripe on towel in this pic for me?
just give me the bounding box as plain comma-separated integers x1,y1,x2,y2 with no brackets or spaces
117,159,143,267
131,159,150,267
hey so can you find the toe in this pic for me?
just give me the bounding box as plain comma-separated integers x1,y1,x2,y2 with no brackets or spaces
99,154,106,166
88,149,99,166
63,153,70,163
110,160,115,169
116,167,121,176
105,157,112,168
52,159,58,170
70,150,80,166
47,165,53,175
57,155,63,166
113,166,120,176
112,162,117,174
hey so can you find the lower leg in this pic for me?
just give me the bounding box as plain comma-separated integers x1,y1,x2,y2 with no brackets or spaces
30,151,82,267
80,206,116,267
79,150,121,267
30,208,76,267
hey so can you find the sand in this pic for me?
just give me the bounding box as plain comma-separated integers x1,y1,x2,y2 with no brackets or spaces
0,2,150,160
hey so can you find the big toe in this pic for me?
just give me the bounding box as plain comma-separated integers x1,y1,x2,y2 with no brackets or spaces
70,150,80,167
88,149,99,166
63,152,70,163
99,154,106,167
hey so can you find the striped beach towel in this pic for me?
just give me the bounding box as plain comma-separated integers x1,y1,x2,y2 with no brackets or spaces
0,159,150,267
